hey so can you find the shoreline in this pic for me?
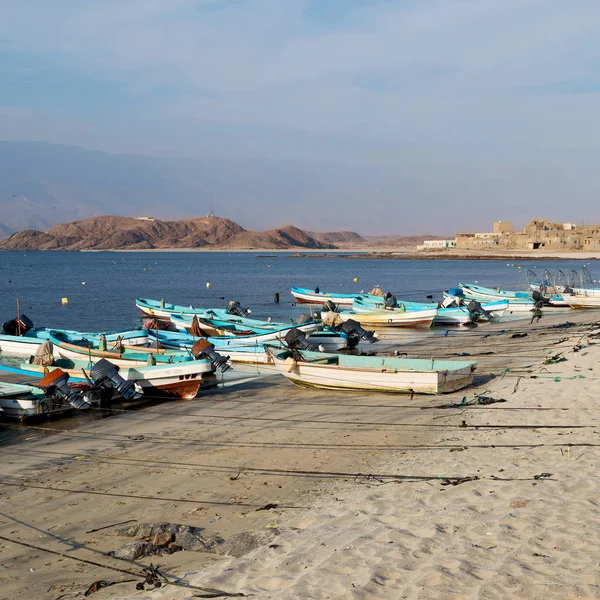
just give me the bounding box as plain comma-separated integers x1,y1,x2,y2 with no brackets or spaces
5,247,600,260
1,310,600,598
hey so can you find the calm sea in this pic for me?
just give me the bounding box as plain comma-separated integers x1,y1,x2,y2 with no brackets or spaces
0,251,593,331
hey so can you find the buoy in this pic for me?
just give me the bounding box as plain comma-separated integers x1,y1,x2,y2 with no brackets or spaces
81,282,86,285
518,266,521,270
61,297,69,305
206,282,211,288
353,277,358,282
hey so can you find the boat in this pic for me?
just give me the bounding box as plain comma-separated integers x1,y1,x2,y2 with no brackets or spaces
0,381,76,421
136,298,296,328
320,307,437,328
148,325,370,365
266,347,477,394
0,320,149,357
290,287,361,306
150,327,354,352
44,331,201,368
456,283,568,308
0,357,217,400
352,296,508,326
562,293,600,309
169,314,318,341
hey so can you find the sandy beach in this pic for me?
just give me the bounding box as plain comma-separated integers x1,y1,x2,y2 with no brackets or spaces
1,311,600,599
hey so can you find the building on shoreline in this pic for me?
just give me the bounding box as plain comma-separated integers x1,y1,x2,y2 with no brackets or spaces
417,239,457,250
453,219,600,251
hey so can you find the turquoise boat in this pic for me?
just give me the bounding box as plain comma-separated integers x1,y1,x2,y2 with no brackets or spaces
456,283,568,307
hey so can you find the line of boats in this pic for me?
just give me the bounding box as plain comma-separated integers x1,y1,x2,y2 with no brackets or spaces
2,269,599,421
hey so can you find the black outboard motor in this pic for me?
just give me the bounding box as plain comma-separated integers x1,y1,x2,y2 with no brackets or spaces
321,300,337,313
191,339,231,372
284,328,320,351
339,319,379,345
226,300,251,317
38,369,90,410
466,300,491,321
2,314,34,336
531,290,550,309
90,359,143,401
384,293,398,309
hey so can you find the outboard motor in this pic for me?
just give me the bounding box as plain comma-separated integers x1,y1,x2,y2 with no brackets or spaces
295,313,313,326
284,328,320,351
38,369,90,410
322,300,337,314
531,290,550,309
2,314,34,336
191,339,231,372
90,359,143,401
384,293,398,309
466,300,491,321
226,301,251,317
339,319,379,345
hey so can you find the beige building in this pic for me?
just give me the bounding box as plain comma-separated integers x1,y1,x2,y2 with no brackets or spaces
493,221,512,234
455,219,600,251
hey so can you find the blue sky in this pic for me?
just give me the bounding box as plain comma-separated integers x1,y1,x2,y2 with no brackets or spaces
1,0,600,232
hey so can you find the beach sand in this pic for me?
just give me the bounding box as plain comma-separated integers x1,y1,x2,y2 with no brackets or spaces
0,311,599,599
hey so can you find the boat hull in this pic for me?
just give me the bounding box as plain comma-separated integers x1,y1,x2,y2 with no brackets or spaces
322,309,436,328
291,287,357,306
562,294,600,308
0,383,75,421
10,360,213,400
268,350,476,394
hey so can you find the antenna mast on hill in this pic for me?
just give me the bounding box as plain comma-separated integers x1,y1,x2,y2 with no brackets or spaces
209,194,215,218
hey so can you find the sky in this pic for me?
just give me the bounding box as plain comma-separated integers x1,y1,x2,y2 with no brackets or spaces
1,0,600,233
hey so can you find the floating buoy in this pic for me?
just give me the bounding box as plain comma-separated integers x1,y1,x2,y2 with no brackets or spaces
81,282,86,285
353,277,358,282
518,266,521,270
206,282,211,288
61,297,69,305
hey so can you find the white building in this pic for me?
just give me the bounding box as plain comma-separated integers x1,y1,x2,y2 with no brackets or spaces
418,239,457,250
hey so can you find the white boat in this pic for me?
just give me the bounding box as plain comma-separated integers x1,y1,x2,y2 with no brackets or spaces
562,293,600,308
266,348,476,394
6,358,216,400
352,296,509,325
0,381,74,420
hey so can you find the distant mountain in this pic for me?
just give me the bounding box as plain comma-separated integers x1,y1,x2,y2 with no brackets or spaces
309,231,366,245
0,216,340,251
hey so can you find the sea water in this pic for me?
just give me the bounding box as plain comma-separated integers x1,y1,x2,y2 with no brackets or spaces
0,251,592,331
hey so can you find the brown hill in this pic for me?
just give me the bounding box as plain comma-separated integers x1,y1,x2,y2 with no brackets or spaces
0,216,338,251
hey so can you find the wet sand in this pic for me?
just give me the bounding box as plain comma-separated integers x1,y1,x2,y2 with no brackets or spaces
0,310,599,599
